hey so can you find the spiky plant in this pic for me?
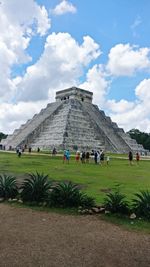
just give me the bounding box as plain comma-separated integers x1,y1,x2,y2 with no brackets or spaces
132,190,150,220
50,181,83,207
0,174,18,199
79,193,95,209
104,186,129,214
20,172,52,203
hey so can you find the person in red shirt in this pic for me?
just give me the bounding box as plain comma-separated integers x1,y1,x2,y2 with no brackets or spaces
136,152,140,165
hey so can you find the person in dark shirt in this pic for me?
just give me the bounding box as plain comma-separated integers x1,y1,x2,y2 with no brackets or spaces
128,151,133,165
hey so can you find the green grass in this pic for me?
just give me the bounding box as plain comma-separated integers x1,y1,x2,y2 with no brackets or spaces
1,151,149,232
7,201,78,215
101,214,150,234
0,151,149,204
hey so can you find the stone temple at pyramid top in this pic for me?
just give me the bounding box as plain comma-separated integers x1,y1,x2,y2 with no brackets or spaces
56,86,93,103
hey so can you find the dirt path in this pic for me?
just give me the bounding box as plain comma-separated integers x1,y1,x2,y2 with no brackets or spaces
0,204,149,267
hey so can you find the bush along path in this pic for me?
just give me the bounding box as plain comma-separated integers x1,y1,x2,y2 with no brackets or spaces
0,172,150,224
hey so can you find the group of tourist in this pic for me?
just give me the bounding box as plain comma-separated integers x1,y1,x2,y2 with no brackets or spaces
128,151,140,165
16,146,32,157
15,144,141,166
75,150,110,165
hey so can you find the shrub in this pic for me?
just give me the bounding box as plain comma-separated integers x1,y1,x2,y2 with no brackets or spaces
132,190,150,220
49,181,81,207
79,194,95,209
104,186,129,214
0,174,18,199
20,172,52,203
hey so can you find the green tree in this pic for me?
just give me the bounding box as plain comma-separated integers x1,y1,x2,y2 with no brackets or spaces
0,132,7,142
127,129,150,150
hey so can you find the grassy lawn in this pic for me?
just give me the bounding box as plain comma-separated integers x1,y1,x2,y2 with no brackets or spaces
101,214,150,233
0,151,149,204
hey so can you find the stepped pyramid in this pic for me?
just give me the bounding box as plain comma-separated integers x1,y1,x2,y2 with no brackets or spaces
1,87,145,153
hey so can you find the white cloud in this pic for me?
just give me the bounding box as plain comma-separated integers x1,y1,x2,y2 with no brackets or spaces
80,64,109,107
15,33,101,102
107,43,150,76
110,104,150,133
107,79,150,132
1,0,51,36
135,78,150,101
107,99,135,113
131,16,142,37
0,101,47,134
52,0,76,15
0,0,51,101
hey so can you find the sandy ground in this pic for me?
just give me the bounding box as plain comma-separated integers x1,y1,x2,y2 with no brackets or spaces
0,204,149,267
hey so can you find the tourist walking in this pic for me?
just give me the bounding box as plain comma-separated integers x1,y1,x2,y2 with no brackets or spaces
136,152,140,165
66,149,70,163
86,151,90,163
75,151,80,162
52,147,57,156
106,155,110,165
128,151,133,165
81,151,86,163
100,151,105,164
94,151,98,164
63,150,66,163
18,147,22,157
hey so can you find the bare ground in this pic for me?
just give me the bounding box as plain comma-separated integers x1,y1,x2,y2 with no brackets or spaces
0,204,149,267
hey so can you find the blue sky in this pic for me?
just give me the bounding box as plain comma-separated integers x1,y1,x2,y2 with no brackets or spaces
0,0,150,134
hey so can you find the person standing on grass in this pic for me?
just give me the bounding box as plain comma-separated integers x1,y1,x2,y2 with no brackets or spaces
100,151,105,165
86,151,90,163
52,147,57,156
18,147,22,158
66,149,70,163
81,151,86,163
106,155,110,165
94,151,98,164
97,151,100,164
128,151,133,165
63,150,66,163
136,152,140,165
75,151,80,162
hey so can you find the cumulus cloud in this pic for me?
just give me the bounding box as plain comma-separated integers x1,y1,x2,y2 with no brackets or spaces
107,99,135,113
79,65,109,107
110,103,150,133
107,43,150,76
0,101,47,134
0,0,50,101
105,44,150,132
107,79,150,132
52,0,77,15
135,78,150,101
15,33,101,102
1,0,51,36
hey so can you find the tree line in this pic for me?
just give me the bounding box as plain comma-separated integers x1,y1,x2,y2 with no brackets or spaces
127,129,150,150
